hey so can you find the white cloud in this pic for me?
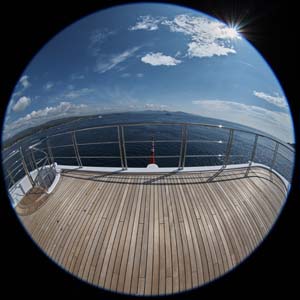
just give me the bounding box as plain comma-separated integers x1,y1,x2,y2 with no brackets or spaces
95,46,140,73
44,82,54,90
187,41,235,58
120,72,145,78
253,91,287,108
120,73,131,78
144,103,168,110
90,29,115,45
5,102,89,137
12,96,31,112
64,88,94,99
141,52,181,66
20,75,30,89
89,29,115,56
162,15,240,58
7,100,16,115
129,14,240,58
192,100,294,142
10,75,31,105
71,73,85,80
129,16,164,31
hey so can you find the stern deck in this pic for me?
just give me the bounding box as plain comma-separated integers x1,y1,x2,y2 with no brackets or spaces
20,166,286,295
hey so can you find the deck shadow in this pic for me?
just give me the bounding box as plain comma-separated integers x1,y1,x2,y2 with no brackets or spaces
60,166,286,195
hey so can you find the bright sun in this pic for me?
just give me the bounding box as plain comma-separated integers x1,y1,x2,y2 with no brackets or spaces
227,25,241,39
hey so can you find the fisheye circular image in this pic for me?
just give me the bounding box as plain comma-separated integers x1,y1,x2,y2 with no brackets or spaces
1,2,295,296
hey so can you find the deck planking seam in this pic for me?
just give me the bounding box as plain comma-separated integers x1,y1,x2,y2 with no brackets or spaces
123,180,144,294
75,180,118,279
164,175,179,293
181,174,209,284
68,180,109,275
130,177,146,294
168,175,186,292
217,177,259,255
176,181,199,288
103,178,136,288
55,180,96,266
200,183,229,276
81,177,125,280
115,177,141,292
39,178,92,258
62,181,102,271
24,177,74,236
92,177,132,286
87,176,128,282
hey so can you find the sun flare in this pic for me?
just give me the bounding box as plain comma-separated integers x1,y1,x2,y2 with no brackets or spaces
228,25,240,38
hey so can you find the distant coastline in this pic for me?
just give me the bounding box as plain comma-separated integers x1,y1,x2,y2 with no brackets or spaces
1,110,292,150
1,115,94,149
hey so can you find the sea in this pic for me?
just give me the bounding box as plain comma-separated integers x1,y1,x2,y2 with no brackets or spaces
1,111,295,185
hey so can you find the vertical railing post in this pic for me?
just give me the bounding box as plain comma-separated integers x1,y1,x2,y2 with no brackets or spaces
245,134,258,177
28,151,35,172
182,125,188,169
7,168,15,186
223,129,234,167
121,126,128,170
19,147,34,187
117,126,125,169
72,131,82,167
46,154,51,167
31,149,38,170
270,142,279,172
46,137,54,165
178,124,188,169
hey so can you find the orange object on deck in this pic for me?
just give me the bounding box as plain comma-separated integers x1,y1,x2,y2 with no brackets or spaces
149,137,155,165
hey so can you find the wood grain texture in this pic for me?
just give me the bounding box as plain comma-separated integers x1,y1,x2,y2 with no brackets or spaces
20,166,286,295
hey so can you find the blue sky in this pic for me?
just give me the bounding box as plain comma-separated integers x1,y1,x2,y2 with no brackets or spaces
4,3,294,142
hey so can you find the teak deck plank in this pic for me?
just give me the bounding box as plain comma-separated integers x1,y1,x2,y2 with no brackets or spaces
20,166,286,296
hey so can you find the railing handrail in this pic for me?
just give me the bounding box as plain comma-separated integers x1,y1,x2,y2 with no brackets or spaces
43,122,294,174
2,122,295,190
41,121,294,152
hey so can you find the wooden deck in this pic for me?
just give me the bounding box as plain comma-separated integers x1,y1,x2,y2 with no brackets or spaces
20,166,287,295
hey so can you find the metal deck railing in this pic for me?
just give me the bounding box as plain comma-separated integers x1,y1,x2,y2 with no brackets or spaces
3,142,56,196
2,122,295,194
